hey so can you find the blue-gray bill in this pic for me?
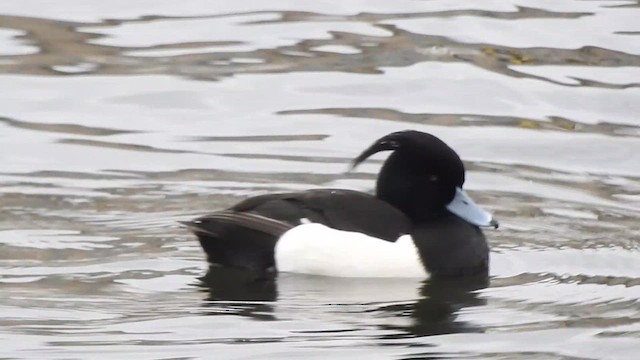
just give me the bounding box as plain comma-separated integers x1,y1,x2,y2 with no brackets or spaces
446,187,499,229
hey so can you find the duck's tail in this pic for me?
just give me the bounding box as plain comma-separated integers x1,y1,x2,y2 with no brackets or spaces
180,211,294,274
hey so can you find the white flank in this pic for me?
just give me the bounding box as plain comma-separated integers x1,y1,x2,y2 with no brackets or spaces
275,223,428,278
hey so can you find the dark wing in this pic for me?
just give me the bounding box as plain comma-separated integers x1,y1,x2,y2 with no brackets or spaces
282,189,411,242
184,189,411,243
223,189,410,242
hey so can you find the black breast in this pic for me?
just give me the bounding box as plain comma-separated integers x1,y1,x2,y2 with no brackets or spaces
410,214,489,278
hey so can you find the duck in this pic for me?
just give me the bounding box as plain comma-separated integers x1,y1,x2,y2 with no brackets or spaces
182,130,498,279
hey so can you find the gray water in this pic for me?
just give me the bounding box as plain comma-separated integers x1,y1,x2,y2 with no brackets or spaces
1,1,640,359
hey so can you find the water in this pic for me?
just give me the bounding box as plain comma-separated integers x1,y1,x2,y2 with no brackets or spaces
1,1,640,359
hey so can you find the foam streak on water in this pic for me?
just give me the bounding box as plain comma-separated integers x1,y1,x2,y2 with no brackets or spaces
1,1,639,359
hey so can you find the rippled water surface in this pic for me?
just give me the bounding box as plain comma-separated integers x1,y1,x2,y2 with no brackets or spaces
1,1,640,359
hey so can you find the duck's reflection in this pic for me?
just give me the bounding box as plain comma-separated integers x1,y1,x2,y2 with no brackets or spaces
199,266,277,320
380,275,489,337
201,266,277,301
199,266,488,336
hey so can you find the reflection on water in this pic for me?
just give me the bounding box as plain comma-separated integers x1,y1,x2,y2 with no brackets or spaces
1,0,640,359
202,266,278,302
201,268,489,337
